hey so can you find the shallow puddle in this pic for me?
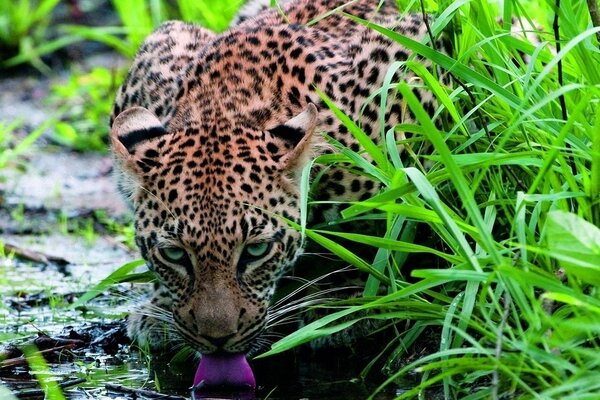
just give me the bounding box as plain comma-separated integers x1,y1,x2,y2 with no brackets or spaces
0,258,402,399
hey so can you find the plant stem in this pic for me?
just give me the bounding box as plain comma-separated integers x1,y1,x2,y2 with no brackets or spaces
553,0,568,122
587,0,600,45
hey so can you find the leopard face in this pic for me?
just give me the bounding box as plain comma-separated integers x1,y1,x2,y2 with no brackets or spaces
112,102,318,353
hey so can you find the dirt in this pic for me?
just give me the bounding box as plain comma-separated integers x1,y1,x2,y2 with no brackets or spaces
0,33,150,396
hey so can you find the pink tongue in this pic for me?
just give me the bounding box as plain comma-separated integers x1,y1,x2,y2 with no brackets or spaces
193,353,256,388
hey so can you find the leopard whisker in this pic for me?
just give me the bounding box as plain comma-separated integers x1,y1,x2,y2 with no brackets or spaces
273,266,355,307
269,284,359,314
133,302,175,325
297,252,344,261
137,184,179,222
265,315,303,330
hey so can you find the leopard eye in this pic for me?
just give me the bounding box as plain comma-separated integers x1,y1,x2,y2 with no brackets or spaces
159,247,187,263
245,242,271,258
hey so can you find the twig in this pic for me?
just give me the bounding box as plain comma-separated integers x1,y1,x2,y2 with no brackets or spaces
552,0,578,177
8,292,79,309
587,0,600,45
419,0,435,46
102,234,134,253
14,378,86,398
1,242,69,266
553,0,568,122
0,332,84,369
0,338,83,369
105,384,188,399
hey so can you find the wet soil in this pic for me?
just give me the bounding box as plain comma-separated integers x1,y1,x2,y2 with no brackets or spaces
1,32,157,396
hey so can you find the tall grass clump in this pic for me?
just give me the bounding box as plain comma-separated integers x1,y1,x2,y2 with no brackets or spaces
261,0,600,398
65,0,244,58
0,0,73,72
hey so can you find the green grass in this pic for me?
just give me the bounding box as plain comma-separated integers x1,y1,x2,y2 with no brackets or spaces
256,0,600,398
1,0,244,71
65,0,244,58
0,0,64,73
0,119,52,171
2,0,599,398
48,67,126,152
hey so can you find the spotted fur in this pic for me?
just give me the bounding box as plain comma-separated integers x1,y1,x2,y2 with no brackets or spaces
110,0,437,355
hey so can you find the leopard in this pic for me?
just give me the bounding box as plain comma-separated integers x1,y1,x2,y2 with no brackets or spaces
109,0,439,358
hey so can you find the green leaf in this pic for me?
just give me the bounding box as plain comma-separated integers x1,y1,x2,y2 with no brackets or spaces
544,211,600,285
53,121,78,145
70,259,146,309
259,278,445,358
23,344,67,400
315,229,462,264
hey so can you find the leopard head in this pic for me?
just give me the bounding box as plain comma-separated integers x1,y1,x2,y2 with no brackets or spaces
110,103,318,354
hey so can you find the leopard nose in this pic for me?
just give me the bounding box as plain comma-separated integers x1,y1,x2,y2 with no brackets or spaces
201,333,235,348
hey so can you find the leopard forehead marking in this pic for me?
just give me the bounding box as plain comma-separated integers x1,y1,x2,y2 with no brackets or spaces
130,25,334,264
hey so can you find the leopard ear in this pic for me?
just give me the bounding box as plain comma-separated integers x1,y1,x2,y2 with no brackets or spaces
111,107,168,174
267,103,318,173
